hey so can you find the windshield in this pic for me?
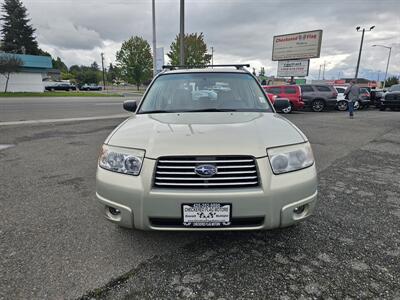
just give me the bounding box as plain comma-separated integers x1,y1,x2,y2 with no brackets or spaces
138,72,273,113
389,84,400,92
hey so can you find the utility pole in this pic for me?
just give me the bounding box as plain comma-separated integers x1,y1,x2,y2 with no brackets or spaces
101,52,106,90
152,0,157,76
179,0,185,66
211,46,214,67
372,44,392,89
318,64,322,80
322,61,326,80
355,26,375,82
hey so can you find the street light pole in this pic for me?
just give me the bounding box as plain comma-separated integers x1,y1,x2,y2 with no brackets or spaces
372,44,392,89
179,0,185,66
318,64,322,80
101,52,106,90
152,0,157,77
355,26,375,81
384,47,392,89
322,61,327,80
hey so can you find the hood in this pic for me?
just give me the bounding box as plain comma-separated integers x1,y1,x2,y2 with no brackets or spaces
106,112,306,158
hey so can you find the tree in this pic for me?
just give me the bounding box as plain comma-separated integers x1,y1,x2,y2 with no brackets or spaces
260,67,265,76
116,36,152,90
384,76,399,88
0,55,22,92
167,33,211,67
90,61,99,71
53,57,68,73
69,65,82,74
107,63,119,83
0,0,40,55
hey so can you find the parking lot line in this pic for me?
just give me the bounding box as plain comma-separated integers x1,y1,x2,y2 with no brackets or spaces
0,114,129,126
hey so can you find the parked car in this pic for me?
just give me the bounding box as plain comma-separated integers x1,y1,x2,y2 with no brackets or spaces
45,82,76,91
262,85,304,112
300,84,338,112
370,89,384,107
356,87,371,109
334,85,371,111
334,85,349,111
80,83,102,91
379,84,400,111
96,66,318,231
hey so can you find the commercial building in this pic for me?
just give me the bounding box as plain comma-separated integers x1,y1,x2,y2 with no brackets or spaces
0,53,53,92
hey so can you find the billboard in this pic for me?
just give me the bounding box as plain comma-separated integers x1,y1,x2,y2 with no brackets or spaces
277,60,310,77
272,30,323,61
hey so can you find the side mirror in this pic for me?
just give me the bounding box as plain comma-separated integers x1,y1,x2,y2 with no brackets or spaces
273,98,290,112
123,100,137,112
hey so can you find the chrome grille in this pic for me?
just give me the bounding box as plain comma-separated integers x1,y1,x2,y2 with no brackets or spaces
385,94,400,101
154,156,259,188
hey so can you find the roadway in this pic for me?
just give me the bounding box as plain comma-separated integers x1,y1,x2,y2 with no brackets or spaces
0,97,399,299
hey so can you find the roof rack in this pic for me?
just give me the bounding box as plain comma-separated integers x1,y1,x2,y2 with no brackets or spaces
162,64,250,70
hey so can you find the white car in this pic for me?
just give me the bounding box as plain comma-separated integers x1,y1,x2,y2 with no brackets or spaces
335,85,365,111
96,66,318,231
335,85,349,111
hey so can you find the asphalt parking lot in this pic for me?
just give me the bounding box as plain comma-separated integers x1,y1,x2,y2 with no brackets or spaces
1,99,400,299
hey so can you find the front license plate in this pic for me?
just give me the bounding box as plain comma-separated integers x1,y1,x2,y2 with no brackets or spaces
182,203,231,227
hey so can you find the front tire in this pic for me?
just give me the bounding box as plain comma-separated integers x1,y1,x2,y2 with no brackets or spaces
312,99,325,112
282,102,292,114
337,100,348,111
354,100,360,110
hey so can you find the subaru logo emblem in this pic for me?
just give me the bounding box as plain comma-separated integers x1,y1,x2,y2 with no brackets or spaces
195,164,218,177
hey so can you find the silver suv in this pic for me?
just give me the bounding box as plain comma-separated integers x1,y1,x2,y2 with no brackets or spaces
96,66,318,230
300,84,338,112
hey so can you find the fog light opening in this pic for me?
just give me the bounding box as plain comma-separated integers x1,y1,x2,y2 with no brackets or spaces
108,206,121,216
293,204,307,215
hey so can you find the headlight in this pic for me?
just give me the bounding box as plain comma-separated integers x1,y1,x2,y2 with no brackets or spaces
267,142,314,175
99,145,144,176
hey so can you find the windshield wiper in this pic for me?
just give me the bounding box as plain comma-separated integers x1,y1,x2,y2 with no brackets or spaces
138,110,174,114
138,108,238,114
183,108,238,112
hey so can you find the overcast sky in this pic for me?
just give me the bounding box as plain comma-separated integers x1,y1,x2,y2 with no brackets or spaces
21,0,400,80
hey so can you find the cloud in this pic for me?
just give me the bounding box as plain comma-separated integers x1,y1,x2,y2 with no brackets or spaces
39,20,103,50
22,0,400,79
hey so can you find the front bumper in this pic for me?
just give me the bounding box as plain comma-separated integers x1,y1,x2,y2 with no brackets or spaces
380,100,400,108
96,157,318,231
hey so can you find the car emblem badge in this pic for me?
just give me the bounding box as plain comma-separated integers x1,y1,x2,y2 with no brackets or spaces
195,164,218,177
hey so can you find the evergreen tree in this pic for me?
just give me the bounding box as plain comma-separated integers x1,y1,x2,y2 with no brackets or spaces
107,63,119,82
0,0,40,55
53,57,68,72
90,61,99,71
384,76,399,88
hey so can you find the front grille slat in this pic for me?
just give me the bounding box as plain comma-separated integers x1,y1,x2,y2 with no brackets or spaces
156,170,257,175
155,181,259,187
155,176,258,181
154,156,259,189
158,159,254,164
157,164,256,169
